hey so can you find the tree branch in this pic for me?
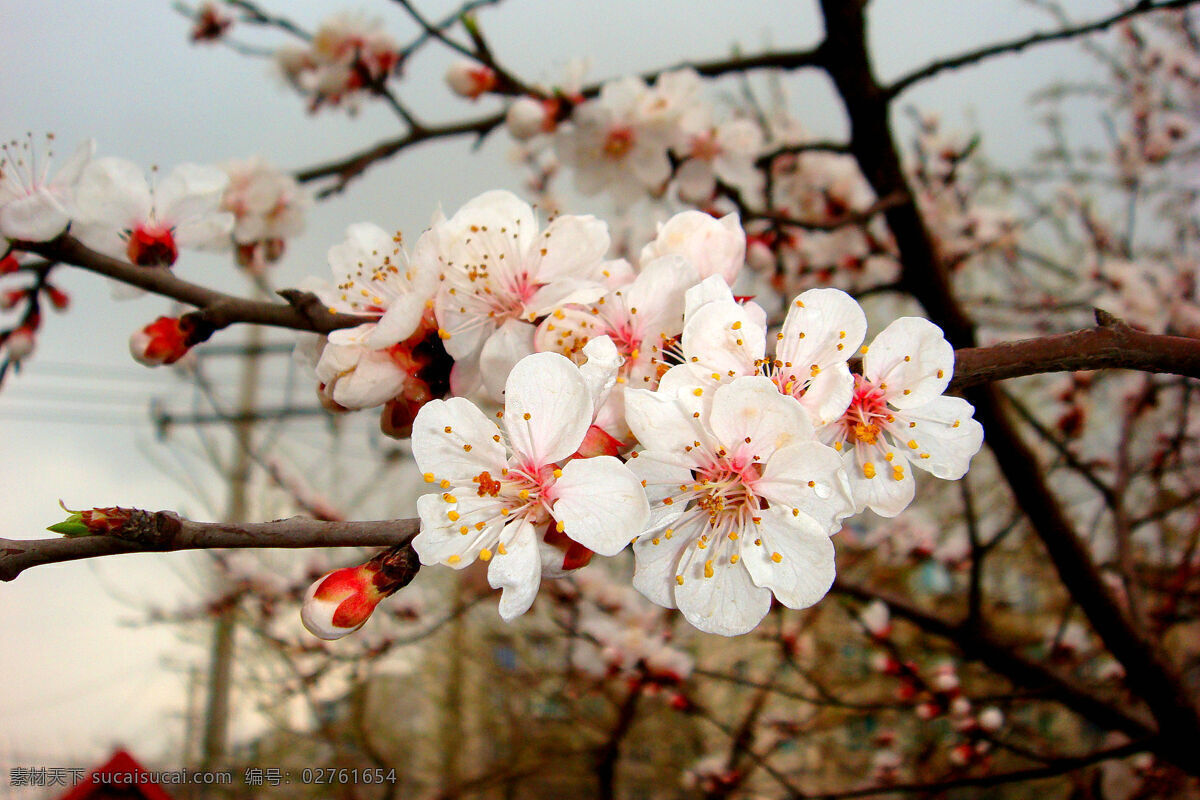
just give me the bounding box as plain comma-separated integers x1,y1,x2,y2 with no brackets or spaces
0,517,417,581
949,310,1200,390
886,0,1200,99
21,235,368,336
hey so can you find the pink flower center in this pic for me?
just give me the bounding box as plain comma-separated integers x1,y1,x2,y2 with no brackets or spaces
841,374,891,444
603,126,635,159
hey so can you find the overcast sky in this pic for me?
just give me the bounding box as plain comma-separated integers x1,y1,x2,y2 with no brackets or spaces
0,0,1118,778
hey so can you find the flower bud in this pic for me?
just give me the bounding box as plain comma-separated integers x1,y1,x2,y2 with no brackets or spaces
506,96,554,140
130,316,192,366
44,286,70,311
1,289,26,310
445,60,497,99
5,326,35,362
301,563,386,640
0,254,20,274
301,545,419,640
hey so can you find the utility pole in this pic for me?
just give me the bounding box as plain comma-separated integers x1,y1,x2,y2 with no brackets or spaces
199,321,263,786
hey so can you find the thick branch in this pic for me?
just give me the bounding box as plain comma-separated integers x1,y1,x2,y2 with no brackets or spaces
950,311,1200,389
887,0,1200,99
0,517,417,581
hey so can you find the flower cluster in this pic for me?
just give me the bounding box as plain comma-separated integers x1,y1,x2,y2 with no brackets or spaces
290,189,984,636
275,12,400,113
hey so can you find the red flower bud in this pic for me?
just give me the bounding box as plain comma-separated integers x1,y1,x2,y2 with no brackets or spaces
125,224,179,267
302,563,387,640
130,316,193,366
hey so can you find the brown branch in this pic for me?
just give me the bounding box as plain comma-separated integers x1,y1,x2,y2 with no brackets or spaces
950,310,1200,390
21,235,367,336
886,0,1200,99
0,516,417,581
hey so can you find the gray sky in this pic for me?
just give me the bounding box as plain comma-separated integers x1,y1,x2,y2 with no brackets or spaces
0,0,1115,775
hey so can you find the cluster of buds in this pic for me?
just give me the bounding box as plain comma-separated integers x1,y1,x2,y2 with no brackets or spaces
301,543,420,640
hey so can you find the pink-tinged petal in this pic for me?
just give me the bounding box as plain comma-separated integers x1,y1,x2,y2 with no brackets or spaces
411,396,507,480
898,396,984,479
798,363,855,427
683,274,733,319
51,139,95,187
578,335,622,415
525,278,607,319
364,292,428,348
625,384,706,458
757,441,854,534
328,351,408,409
625,255,698,336
679,295,764,379
534,214,611,283
864,317,953,409
479,318,536,401
413,494,503,568
325,322,376,347
503,351,590,466
157,163,229,223
843,447,915,518
454,189,537,253
0,192,70,242
709,377,815,462
632,516,705,608
741,509,835,610
674,542,773,636
489,517,542,620
173,213,235,249
73,157,151,227
641,210,745,284
435,293,492,360
553,456,649,556
328,222,393,279
778,288,866,367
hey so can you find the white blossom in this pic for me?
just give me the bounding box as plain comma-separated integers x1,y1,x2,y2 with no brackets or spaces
820,317,984,517
411,338,649,620
625,376,853,635
0,135,93,244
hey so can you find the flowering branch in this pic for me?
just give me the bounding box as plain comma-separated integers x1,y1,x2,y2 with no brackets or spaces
0,516,416,582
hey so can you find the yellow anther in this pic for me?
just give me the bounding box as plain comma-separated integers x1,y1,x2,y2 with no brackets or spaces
555,519,564,532
937,369,944,379
908,439,918,449
440,479,451,489
732,320,742,330
459,525,469,535
448,510,460,521
523,412,531,420
498,542,507,555
447,555,461,564
704,560,714,578
892,465,905,481
863,462,876,479
423,472,436,483
518,489,530,500
479,547,493,562
730,554,739,565
860,345,869,354
438,328,451,340
664,528,674,539
443,493,457,502
676,575,685,585
884,452,894,462
554,468,563,478
771,552,783,563
952,419,960,428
